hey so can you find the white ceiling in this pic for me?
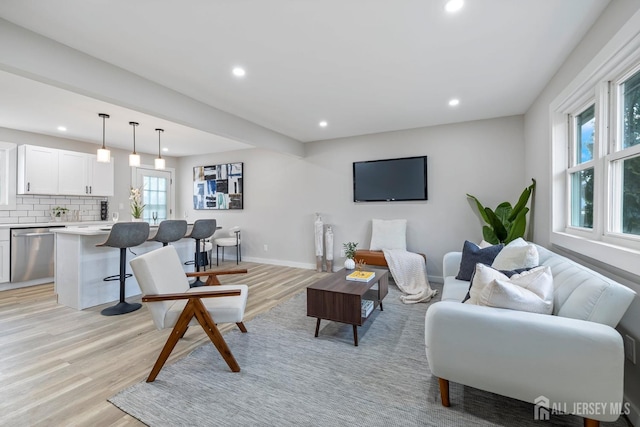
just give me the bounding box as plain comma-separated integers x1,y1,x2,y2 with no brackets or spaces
0,0,610,157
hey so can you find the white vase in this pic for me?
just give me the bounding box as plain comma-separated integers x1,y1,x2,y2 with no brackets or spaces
344,258,356,270
131,217,142,222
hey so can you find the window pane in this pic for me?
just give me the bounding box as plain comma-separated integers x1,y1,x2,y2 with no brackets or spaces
576,105,595,163
571,168,593,228
622,69,640,149
622,156,640,235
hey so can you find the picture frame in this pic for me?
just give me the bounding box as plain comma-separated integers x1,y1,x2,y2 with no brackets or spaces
193,162,243,210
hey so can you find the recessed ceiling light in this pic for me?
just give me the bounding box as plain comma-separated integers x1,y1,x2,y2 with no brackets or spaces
449,99,460,107
232,67,246,77
445,0,464,13
162,147,169,152
319,121,328,128
57,126,67,131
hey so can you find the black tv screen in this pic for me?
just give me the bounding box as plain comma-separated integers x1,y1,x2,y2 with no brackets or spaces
353,156,428,202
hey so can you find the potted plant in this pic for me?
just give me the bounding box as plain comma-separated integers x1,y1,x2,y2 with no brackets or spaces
129,186,146,221
466,178,536,244
52,206,68,221
342,241,358,269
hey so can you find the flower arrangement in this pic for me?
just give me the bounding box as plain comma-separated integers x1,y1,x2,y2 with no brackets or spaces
129,186,145,219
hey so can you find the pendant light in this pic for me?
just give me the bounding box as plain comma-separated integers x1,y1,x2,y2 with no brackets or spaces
97,113,111,163
128,121,141,167
154,128,165,170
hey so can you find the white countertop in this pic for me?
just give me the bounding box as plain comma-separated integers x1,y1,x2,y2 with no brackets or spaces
0,220,110,229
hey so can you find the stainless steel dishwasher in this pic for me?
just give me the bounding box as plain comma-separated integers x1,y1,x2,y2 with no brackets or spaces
10,227,63,282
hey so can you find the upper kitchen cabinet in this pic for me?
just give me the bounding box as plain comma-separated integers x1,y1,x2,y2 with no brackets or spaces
58,150,114,196
88,155,114,196
17,145,59,194
18,145,114,196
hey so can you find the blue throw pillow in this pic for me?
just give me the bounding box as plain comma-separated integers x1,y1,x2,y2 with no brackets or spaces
455,240,504,281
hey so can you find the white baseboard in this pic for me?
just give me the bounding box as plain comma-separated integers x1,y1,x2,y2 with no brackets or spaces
242,256,316,270
0,277,52,291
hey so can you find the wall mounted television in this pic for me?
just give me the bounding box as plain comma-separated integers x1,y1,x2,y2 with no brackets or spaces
353,156,428,202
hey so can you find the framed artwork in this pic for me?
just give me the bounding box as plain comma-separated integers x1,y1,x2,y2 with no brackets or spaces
193,162,243,209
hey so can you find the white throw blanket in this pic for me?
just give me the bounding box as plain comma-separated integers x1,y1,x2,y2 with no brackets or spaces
383,249,438,304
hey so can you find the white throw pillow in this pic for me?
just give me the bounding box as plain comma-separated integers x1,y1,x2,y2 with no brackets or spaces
465,263,510,305
476,266,554,314
491,237,539,271
369,219,407,251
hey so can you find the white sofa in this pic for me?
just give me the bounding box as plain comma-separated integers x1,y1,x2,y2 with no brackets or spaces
425,243,636,426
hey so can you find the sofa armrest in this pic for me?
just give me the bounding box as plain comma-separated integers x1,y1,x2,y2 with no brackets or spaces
443,252,462,278
425,301,625,422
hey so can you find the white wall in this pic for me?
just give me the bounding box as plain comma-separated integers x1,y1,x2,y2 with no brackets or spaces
177,115,526,279
524,1,640,423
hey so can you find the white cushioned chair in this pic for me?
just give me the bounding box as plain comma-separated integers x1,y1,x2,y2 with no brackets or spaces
425,243,636,427
130,245,249,382
213,226,241,265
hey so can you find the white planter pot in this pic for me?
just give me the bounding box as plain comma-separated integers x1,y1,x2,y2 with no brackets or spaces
344,258,356,270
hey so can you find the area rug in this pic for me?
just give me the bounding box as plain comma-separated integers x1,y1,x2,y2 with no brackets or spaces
109,285,629,427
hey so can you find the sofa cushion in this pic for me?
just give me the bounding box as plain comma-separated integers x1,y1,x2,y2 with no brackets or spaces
455,240,504,281
475,266,554,314
491,238,539,271
442,276,472,301
536,244,636,327
369,219,407,251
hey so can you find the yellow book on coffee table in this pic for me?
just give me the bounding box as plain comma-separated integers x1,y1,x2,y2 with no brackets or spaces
346,270,375,282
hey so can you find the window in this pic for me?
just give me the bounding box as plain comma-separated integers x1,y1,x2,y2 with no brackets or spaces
611,69,640,236
550,15,640,276
569,104,595,229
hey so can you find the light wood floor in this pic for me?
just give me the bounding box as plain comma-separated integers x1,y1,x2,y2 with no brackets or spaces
0,261,328,426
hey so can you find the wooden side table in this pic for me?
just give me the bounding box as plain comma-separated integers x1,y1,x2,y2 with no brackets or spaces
306,268,389,346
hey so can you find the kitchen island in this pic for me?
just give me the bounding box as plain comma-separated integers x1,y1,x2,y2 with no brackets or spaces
53,225,196,310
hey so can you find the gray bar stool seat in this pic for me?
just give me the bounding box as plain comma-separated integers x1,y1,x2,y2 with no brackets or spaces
148,220,187,247
187,219,217,287
97,222,150,316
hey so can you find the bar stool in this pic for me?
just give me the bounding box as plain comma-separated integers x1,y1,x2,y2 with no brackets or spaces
97,222,150,316
148,220,188,247
187,219,217,287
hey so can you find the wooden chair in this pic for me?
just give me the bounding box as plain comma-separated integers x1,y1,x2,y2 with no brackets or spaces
130,245,248,382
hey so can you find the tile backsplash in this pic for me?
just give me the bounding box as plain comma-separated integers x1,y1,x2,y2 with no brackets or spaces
0,195,105,224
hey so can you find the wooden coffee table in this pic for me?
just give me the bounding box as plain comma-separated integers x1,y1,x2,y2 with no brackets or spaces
307,267,389,346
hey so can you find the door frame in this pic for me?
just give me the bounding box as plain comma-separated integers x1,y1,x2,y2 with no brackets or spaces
130,164,176,219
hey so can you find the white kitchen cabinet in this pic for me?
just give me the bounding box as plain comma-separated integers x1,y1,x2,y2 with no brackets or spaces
0,230,9,283
18,145,114,197
17,145,59,194
58,150,89,195
88,155,114,196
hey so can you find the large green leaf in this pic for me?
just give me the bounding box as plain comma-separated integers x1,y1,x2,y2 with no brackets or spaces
485,208,508,242
508,179,536,221
466,194,490,224
505,207,529,243
494,202,513,226
482,226,499,245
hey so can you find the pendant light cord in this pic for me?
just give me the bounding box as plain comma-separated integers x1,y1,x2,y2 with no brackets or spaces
130,121,138,154
156,128,164,158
